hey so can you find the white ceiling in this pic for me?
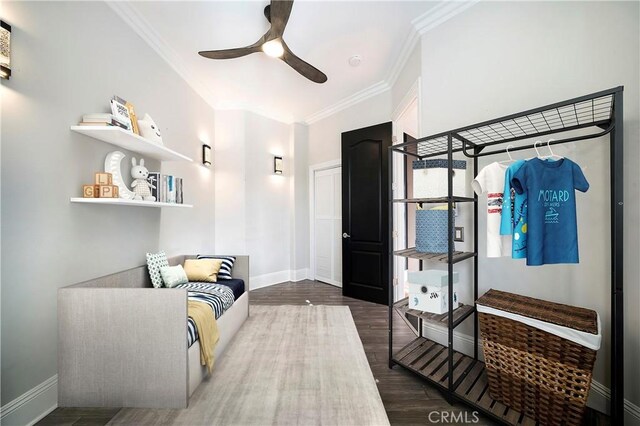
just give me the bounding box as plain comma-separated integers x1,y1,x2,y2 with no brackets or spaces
113,1,444,123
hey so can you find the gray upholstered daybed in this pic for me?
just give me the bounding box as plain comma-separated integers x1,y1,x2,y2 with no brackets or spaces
57,255,249,408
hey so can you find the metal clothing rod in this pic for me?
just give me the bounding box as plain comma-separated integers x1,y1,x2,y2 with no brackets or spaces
461,121,615,158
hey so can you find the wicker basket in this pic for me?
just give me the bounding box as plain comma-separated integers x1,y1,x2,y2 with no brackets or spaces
477,290,599,426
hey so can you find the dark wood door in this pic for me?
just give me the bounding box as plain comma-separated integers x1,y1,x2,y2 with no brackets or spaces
341,122,392,305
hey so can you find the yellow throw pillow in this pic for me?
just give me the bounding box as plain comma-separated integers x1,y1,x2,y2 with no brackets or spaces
183,259,223,283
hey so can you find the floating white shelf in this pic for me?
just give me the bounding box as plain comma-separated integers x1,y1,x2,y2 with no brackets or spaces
70,126,193,162
70,198,193,208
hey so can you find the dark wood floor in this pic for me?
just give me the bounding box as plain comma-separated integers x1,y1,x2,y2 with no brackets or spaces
40,280,607,426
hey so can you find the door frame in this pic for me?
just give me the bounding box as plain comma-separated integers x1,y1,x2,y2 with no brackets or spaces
308,159,342,284
391,78,422,302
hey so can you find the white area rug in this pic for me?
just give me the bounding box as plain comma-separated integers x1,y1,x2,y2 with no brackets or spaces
109,305,390,425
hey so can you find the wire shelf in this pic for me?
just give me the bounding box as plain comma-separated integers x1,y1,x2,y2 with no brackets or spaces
392,88,619,159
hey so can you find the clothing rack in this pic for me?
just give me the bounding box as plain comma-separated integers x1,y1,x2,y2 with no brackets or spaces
388,86,624,425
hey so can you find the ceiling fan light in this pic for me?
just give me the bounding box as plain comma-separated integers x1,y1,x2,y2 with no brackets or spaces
262,39,284,58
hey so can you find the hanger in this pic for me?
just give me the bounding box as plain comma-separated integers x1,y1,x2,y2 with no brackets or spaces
499,144,515,164
545,138,563,160
533,141,544,158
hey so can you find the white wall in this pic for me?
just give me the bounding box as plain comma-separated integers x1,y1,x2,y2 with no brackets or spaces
391,42,421,116
214,110,247,255
1,0,216,410
290,123,310,275
419,0,640,412
308,90,393,165
213,110,306,286
244,112,292,279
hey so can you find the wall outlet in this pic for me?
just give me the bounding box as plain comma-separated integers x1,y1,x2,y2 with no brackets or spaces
454,227,464,242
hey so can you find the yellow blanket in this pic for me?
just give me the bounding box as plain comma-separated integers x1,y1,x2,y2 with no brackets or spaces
188,300,220,373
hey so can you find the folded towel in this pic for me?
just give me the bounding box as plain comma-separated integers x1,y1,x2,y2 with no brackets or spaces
188,300,220,373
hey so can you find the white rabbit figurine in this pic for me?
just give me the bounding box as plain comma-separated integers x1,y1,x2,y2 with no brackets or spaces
130,157,156,201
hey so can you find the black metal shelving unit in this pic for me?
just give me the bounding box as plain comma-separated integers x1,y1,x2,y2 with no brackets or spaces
388,87,624,425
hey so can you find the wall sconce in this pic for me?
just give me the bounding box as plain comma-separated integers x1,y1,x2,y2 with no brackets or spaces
202,144,212,167
274,156,283,175
0,20,11,80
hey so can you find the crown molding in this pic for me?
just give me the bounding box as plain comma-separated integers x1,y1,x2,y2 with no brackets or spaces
106,2,218,112
303,0,479,125
303,80,390,125
385,26,421,88
413,0,480,35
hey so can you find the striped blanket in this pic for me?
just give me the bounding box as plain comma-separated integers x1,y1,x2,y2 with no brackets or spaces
174,282,235,347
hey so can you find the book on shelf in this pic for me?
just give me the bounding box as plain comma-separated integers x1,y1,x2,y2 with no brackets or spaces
79,113,129,130
110,96,133,132
155,175,183,204
160,175,166,203
167,175,176,203
176,178,183,204
148,172,160,201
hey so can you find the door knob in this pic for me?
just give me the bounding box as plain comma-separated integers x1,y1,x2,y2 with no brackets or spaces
342,233,351,239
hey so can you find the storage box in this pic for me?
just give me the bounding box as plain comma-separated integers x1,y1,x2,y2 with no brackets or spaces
407,272,459,314
415,208,453,253
413,159,466,199
477,289,600,426
408,270,459,286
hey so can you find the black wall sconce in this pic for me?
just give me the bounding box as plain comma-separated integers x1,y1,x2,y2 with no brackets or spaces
0,20,11,80
274,156,283,175
202,144,212,167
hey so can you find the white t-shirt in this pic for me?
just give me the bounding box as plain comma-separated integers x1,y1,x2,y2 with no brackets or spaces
472,162,512,258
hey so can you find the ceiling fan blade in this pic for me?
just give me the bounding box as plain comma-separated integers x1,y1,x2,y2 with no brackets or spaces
198,45,262,60
269,0,294,36
281,40,327,84
199,33,268,60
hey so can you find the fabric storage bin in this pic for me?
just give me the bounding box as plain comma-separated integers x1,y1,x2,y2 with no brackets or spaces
476,289,601,426
415,207,453,253
413,159,467,199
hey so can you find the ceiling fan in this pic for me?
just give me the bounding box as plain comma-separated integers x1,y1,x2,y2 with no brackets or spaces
198,0,327,84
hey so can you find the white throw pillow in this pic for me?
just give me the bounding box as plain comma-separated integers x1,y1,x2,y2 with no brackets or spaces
160,265,189,288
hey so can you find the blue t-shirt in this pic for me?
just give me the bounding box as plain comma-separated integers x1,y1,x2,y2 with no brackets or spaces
500,160,527,259
511,158,589,266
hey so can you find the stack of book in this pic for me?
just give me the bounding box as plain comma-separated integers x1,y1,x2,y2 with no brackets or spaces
78,113,130,130
148,173,184,204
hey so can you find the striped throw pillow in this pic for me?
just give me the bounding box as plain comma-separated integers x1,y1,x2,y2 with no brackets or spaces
196,255,235,280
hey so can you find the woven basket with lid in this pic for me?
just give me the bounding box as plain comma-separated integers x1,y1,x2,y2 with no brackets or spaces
476,289,599,426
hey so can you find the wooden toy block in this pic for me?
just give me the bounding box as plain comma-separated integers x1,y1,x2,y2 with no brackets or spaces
99,185,118,198
83,185,96,198
95,172,113,185
112,185,119,198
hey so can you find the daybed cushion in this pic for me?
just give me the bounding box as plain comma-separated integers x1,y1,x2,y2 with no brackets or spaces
176,282,235,348
217,278,245,300
196,255,235,280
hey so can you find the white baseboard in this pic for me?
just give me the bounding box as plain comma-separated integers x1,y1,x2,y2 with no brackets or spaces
291,268,309,282
250,270,292,290
420,322,640,423
249,268,309,290
0,375,58,426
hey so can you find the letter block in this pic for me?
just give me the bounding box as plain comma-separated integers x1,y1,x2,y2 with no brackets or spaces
95,172,113,185
99,185,118,198
83,185,96,198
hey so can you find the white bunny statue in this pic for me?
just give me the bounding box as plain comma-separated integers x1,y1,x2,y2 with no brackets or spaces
130,157,156,201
